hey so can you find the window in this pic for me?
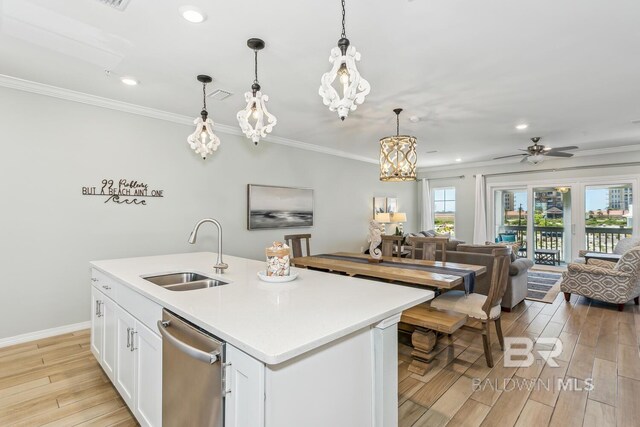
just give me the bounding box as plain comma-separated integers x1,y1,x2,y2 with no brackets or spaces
433,187,456,236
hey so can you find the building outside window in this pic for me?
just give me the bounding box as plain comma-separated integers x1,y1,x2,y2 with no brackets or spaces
433,187,455,236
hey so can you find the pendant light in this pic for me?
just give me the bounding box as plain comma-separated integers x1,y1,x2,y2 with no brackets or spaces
319,0,370,121
237,38,277,145
187,75,221,159
379,109,417,181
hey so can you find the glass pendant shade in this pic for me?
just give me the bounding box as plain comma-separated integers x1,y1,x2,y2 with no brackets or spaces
187,75,220,159
379,109,417,182
237,38,276,145
319,0,370,120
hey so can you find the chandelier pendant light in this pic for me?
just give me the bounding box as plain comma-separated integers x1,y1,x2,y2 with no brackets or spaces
319,0,370,121
187,75,221,159
379,108,417,181
237,38,277,145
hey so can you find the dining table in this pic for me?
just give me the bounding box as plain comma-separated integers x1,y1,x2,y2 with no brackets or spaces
291,252,486,290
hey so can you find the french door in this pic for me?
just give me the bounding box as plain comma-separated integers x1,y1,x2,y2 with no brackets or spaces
490,177,637,265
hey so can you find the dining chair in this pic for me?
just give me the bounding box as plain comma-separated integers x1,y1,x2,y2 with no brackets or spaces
283,234,312,258
381,235,403,259
430,247,511,367
407,236,449,262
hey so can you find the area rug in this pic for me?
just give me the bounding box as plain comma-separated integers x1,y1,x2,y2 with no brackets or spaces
526,271,562,303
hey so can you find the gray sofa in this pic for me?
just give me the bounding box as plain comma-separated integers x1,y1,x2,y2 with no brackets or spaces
435,244,533,311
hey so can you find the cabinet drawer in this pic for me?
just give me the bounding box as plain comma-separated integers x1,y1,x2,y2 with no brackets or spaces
91,269,120,299
118,284,163,336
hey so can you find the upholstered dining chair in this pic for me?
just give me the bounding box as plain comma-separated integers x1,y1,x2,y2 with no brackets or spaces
406,236,449,262
430,247,511,367
284,234,312,258
381,235,403,259
562,246,640,311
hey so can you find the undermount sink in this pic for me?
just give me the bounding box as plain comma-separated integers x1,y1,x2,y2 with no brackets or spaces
142,272,228,291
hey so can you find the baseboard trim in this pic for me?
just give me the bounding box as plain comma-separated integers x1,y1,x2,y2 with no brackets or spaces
0,321,91,348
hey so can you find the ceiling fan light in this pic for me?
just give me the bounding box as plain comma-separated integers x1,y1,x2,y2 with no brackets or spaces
527,154,545,165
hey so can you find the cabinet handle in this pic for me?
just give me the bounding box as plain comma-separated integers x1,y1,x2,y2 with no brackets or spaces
91,278,98,282
126,327,131,348
130,330,137,352
222,362,232,396
97,301,103,318
102,285,111,290
95,300,99,316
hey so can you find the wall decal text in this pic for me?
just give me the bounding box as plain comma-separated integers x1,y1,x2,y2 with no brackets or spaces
82,179,164,206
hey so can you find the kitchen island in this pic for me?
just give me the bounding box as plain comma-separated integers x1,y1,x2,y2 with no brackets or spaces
90,252,434,427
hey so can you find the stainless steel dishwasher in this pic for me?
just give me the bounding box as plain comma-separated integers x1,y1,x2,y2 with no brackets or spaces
157,309,225,427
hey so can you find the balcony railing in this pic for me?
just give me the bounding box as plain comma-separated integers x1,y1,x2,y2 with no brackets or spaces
502,225,632,262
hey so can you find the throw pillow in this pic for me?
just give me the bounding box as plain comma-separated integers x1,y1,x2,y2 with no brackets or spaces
499,233,517,242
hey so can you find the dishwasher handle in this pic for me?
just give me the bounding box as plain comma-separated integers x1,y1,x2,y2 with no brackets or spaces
157,320,220,365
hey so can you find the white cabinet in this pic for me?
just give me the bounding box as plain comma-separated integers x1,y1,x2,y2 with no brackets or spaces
115,305,136,408
102,296,117,381
225,344,265,427
90,271,162,427
90,286,104,361
134,321,162,427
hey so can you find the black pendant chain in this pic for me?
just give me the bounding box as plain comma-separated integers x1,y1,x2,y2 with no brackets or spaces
202,82,207,111
254,50,259,84
396,114,400,136
341,0,346,38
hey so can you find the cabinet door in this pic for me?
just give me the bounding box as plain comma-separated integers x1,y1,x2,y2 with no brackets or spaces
134,322,162,427
90,287,104,362
225,344,265,427
102,296,117,381
115,305,136,407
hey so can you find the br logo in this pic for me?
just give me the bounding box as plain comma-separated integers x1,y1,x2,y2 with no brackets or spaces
503,337,563,367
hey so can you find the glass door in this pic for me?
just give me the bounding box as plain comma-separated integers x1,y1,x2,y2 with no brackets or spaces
493,188,527,255
532,187,572,265
584,184,633,253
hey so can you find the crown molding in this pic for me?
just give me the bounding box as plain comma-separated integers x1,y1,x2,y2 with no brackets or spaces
417,143,640,173
0,74,378,165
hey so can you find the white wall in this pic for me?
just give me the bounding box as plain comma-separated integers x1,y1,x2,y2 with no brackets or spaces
0,86,417,339
418,151,640,244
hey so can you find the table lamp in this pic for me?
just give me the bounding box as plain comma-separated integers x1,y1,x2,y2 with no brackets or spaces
391,212,407,235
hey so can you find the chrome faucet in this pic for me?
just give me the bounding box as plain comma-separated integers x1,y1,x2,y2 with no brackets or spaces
188,218,229,274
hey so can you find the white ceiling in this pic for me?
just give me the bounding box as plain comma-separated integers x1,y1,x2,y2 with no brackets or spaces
2,0,640,167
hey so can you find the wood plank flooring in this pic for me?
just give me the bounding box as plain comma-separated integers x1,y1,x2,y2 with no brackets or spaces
0,291,638,426
398,293,640,427
0,330,137,426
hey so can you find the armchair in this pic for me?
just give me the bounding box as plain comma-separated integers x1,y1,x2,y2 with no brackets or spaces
562,246,640,311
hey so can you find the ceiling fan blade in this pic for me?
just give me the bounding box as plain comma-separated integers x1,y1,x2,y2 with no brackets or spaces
545,146,578,152
493,154,527,160
520,156,530,163
545,151,574,158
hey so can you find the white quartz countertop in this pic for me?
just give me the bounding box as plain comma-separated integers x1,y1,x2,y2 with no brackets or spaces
91,252,434,365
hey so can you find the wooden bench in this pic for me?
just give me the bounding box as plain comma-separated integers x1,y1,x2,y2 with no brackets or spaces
400,303,468,375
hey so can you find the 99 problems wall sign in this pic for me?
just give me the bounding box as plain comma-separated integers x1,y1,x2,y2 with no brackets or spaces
82,179,164,205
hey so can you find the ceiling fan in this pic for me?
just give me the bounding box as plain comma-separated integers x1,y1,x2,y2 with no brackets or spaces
493,137,578,165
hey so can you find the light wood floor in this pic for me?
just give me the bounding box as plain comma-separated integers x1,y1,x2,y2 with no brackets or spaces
0,329,137,426
1,293,638,426
398,293,640,427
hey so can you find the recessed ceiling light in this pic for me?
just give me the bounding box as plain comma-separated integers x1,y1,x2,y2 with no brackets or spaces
455,158,462,162
179,6,206,23
120,77,139,86
515,123,529,130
